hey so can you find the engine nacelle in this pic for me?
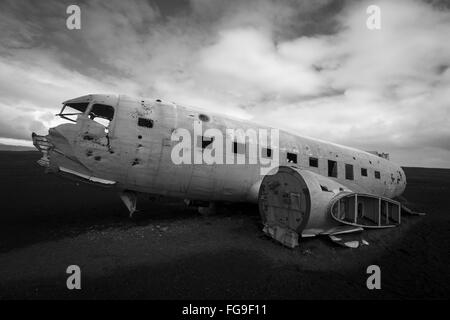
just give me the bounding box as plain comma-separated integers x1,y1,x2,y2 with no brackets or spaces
258,166,352,247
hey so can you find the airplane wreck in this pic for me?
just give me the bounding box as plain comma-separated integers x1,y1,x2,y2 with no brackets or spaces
32,94,423,248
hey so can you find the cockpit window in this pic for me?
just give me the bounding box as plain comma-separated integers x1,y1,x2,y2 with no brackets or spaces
89,104,114,128
57,101,115,132
58,102,89,122
90,104,114,121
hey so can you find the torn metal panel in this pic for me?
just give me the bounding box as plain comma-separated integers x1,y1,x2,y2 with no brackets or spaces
329,235,360,248
328,233,370,248
263,224,299,248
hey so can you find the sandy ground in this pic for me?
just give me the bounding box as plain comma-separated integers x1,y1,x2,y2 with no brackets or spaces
0,151,448,299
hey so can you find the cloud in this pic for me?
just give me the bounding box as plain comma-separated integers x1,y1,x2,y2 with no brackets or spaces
198,29,328,98
0,0,449,168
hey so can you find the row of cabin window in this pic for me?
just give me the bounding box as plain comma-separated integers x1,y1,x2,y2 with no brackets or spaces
180,134,383,181
201,138,274,158
137,124,275,159
139,121,380,179
226,141,381,181
309,157,380,180
138,121,277,159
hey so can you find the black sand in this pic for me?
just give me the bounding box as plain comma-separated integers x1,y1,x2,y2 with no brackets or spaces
0,151,448,299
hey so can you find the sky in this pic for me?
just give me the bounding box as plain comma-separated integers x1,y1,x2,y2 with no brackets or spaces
0,0,449,168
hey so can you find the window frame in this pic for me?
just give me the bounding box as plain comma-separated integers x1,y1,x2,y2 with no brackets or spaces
328,159,338,178
57,102,89,122
287,152,298,164
345,163,354,180
309,157,319,168
361,168,368,177
261,147,272,158
87,103,115,130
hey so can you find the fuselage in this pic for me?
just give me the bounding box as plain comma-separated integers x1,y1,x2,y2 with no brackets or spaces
36,94,406,203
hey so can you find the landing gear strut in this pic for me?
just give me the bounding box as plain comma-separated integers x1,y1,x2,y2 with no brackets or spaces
198,202,217,216
184,199,217,216
119,190,138,218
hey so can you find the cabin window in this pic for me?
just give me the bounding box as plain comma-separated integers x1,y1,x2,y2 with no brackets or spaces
361,168,368,177
375,171,381,179
345,164,354,180
309,157,318,168
232,141,245,154
262,147,272,158
328,160,338,178
287,152,297,164
138,117,154,128
199,136,214,149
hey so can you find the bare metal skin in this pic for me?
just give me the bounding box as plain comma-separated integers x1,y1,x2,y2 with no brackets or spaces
32,94,408,245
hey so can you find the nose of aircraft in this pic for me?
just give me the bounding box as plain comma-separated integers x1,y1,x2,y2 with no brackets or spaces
33,123,92,177
47,125,77,159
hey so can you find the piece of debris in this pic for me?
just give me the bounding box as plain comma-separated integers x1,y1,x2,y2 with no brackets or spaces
263,224,299,248
402,204,426,216
329,235,342,242
329,235,360,248
344,241,359,248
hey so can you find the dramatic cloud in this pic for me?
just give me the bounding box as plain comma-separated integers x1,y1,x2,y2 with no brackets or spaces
0,0,449,167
